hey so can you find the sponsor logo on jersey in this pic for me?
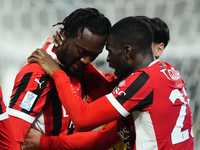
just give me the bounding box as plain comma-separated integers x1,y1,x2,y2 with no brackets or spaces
114,87,126,96
20,91,37,111
34,78,45,89
118,127,130,148
112,80,126,96
62,105,69,117
119,80,126,87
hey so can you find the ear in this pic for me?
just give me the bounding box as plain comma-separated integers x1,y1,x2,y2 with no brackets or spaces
152,43,164,58
124,45,133,60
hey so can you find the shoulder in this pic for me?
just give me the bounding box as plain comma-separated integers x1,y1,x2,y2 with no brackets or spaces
18,62,47,77
124,71,150,86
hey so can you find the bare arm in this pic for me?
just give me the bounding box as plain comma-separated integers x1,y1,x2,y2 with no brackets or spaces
22,128,41,150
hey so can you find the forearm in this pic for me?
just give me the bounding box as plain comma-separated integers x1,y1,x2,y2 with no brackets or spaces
52,70,122,131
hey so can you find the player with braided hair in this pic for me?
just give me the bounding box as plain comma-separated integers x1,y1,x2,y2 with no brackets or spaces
53,8,111,38
7,7,115,150
137,16,170,59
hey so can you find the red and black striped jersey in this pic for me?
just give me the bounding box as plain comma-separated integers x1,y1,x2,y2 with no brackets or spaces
32,75,85,136
8,44,87,149
0,86,15,149
37,63,121,150
51,59,194,150
107,60,194,150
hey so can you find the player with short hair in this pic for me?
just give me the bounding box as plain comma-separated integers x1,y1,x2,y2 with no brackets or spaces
28,16,194,150
137,16,170,59
100,16,171,150
0,86,15,149
7,7,114,150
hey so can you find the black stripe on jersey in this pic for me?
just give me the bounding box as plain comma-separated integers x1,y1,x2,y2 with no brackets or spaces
22,74,49,115
44,86,57,107
130,91,153,112
67,119,75,135
116,72,149,105
9,73,33,108
52,94,62,136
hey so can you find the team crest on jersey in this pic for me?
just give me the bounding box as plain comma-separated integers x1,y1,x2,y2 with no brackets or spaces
20,91,37,111
112,80,126,95
118,80,126,87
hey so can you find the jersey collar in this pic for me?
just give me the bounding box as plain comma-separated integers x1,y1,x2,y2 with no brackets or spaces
46,43,63,65
148,59,160,67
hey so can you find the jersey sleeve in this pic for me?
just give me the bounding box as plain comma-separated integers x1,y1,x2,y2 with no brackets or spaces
52,70,122,132
7,63,55,149
107,71,154,117
8,63,54,122
82,63,118,100
40,120,121,150
0,86,15,149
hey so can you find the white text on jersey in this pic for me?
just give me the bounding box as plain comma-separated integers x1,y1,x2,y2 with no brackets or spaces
160,67,180,80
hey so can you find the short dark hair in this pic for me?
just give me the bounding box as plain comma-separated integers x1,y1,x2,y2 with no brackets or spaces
109,16,153,56
151,17,170,47
53,8,111,38
136,16,170,48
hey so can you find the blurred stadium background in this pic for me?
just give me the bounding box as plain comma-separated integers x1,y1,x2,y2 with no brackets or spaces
0,0,199,149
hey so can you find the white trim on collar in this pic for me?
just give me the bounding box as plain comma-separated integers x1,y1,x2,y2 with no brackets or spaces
46,43,62,65
148,59,160,67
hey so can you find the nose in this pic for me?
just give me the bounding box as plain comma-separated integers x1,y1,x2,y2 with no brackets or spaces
80,56,91,65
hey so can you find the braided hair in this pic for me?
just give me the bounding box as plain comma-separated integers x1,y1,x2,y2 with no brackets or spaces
53,8,111,38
